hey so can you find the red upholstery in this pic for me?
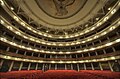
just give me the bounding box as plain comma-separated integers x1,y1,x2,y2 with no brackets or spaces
79,70,120,79
0,70,43,79
40,70,80,79
0,70,120,79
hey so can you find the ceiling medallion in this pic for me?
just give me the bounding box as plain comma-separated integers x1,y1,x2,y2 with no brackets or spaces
36,0,86,19
53,0,75,16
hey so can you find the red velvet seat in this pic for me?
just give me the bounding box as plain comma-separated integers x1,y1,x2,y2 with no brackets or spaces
0,70,120,79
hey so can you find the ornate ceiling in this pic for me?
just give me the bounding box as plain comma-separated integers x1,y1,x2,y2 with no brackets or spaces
17,0,107,30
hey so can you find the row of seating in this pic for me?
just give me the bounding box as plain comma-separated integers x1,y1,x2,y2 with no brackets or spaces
0,70,120,79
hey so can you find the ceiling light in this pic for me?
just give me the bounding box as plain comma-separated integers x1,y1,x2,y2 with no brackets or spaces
59,61,63,63
66,52,70,54
118,21,120,24
72,61,77,63
65,36,69,38
108,7,111,10
27,27,32,30
82,41,85,43
105,43,112,46
51,61,55,63
96,17,99,20
109,26,115,30
83,49,88,52
111,9,116,14
59,44,63,46
75,34,79,36
47,43,51,45
85,30,89,33
66,43,70,46
13,16,19,21
94,36,98,39
91,27,95,30
7,26,13,30
0,20,4,24
104,17,109,21
23,36,28,39
0,0,4,5
15,31,21,35
34,49,39,52
77,50,82,53
38,32,42,35
21,22,25,26
110,57,115,59
59,51,63,54
97,22,101,26
48,35,52,37
101,32,107,35
70,35,74,38
46,30,49,32
33,30,37,33
85,24,88,27
52,43,56,45
10,7,14,10
115,39,120,42
0,37,7,42
43,34,47,36
59,36,63,38
90,48,95,51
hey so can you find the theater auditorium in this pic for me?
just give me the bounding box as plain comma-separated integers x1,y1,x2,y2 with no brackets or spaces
0,0,120,79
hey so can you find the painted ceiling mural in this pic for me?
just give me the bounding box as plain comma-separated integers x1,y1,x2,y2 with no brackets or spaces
36,0,87,19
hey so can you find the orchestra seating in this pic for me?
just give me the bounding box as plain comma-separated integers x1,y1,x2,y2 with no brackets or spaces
0,70,120,79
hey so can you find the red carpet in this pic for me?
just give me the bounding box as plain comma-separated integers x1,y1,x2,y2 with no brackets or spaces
0,70,120,79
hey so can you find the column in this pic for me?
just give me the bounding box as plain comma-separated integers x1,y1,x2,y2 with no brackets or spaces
71,64,73,70
28,63,31,70
65,64,67,70
42,64,45,71
77,64,80,71
91,63,94,70
19,62,23,70
108,61,113,71
35,63,38,70
49,64,51,70
99,62,103,70
84,63,86,70
9,61,14,71
0,60,4,69
55,64,57,70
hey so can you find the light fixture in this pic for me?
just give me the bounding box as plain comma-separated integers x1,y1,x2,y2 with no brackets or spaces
97,22,101,26
27,27,32,30
111,9,116,14
90,48,95,51
104,17,109,21
0,20,4,24
95,17,99,20
7,26,13,30
115,39,120,42
21,22,25,26
109,26,115,30
10,7,14,10
105,43,112,46
15,31,21,35
0,0,4,5
108,7,111,10
59,36,63,38
85,24,88,27
46,30,49,32
13,16,19,21
110,57,115,59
